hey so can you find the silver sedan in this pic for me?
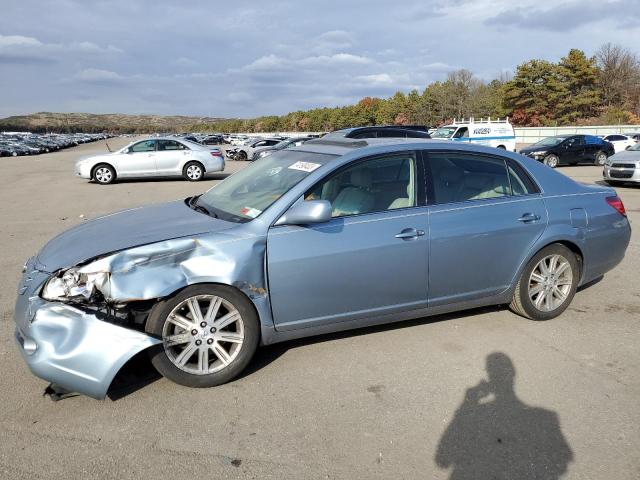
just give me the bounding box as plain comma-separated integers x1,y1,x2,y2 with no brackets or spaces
74,137,225,184
603,142,640,186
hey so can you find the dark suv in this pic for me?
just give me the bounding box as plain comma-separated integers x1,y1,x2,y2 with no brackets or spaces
519,135,615,168
325,126,431,140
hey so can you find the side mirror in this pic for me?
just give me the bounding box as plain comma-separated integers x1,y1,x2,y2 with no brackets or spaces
275,200,332,226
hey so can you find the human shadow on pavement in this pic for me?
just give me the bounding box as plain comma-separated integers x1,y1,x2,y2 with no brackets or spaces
435,352,573,480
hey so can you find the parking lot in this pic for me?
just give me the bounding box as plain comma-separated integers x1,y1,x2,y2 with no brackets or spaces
0,137,638,479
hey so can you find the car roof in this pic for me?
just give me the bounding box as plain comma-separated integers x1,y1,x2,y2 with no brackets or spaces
291,137,439,156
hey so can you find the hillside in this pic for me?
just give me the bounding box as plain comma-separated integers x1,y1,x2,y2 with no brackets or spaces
0,112,229,134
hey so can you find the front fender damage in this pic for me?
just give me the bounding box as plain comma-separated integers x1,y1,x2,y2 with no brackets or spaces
32,234,269,399
82,235,267,305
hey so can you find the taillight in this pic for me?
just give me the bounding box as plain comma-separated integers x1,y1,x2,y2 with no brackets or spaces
211,150,222,157
606,195,626,216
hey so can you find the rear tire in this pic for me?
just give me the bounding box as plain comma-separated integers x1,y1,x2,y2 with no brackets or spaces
183,161,204,181
594,151,607,166
543,154,559,168
92,163,116,185
509,244,579,321
146,284,260,388
496,145,506,150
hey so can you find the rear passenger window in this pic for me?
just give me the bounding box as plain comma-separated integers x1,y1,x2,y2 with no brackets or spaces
429,153,511,204
158,140,186,151
508,164,535,196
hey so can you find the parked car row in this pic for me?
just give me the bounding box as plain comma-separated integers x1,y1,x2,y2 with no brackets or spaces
0,132,112,157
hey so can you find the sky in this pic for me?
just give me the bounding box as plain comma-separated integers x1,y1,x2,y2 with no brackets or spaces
0,0,639,118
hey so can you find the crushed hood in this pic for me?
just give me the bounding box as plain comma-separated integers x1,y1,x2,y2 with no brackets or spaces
36,200,234,271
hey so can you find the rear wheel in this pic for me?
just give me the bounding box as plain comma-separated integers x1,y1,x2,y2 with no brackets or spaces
146,284,260,388
92,163,116,184
509,244,579,321
496,145,506,150
183,161,204,181
595,151,608,166
543,154,559,168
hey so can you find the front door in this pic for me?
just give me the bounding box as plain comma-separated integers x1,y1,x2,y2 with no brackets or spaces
562,136,583,164
425,151,547,306
118,139,157,176
267,152,429,331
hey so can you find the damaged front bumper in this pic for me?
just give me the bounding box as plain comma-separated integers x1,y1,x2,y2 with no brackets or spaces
14,259,160,399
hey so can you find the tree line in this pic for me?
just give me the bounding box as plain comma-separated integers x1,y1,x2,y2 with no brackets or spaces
194,43,640,133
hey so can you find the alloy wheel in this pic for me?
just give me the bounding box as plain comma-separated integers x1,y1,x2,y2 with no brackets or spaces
161,295,245,375
544,155,558,168
596,153,607,165
528,254,573,312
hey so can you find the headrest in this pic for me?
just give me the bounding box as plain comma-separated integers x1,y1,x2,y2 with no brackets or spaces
351,168,372,188
464,175,488,189
440,167,463,187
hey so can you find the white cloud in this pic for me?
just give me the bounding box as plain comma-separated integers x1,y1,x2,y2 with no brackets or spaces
0,34,121,64
74,68,123,83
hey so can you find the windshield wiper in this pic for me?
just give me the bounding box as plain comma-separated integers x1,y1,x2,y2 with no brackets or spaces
187,195,218,218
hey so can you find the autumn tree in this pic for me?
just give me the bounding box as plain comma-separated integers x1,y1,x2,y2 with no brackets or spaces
554,49,600,123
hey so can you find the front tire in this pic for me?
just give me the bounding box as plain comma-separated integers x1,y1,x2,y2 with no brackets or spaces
183,161,204,181
237,150,248,161
146,284,260,388
594,151,608,166
509,244,579,321
92,163,116,184
543,154,559,168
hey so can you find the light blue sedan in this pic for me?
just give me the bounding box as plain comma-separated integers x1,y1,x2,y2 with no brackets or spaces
15,138,631,398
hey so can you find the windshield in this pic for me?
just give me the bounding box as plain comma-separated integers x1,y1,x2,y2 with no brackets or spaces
272,139,292,149
197,150,335,222
432,127,457,139
532,137,567,148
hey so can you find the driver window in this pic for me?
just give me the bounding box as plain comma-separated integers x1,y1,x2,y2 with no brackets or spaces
453,127,468,139
129,140,156,153
305,153,417,217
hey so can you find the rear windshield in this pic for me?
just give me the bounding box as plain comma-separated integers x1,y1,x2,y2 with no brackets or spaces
532,137,567,147
198,150,336,222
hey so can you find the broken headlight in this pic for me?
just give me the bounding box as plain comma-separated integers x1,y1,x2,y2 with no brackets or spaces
41,264,108,302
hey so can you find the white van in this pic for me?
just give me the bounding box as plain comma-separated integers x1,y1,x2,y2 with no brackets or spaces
432,118,516,152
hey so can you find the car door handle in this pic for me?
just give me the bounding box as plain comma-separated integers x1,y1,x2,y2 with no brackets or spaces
395,228,425,240
518,213,541,223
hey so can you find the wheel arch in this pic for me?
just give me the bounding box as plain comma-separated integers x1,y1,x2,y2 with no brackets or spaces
512,237,585,292
91,162,117,180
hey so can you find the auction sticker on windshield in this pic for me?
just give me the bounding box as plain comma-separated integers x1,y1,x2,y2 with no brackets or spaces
288,161,321,172
240,207,262,218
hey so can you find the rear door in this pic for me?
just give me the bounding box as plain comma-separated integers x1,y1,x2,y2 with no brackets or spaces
156,139,190,175
267,151,429,330
425,151,547,306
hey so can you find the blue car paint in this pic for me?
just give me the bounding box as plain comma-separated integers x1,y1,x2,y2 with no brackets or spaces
14,140,631,398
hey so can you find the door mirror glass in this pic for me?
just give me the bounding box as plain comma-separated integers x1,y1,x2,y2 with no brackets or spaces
275,200,332,226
